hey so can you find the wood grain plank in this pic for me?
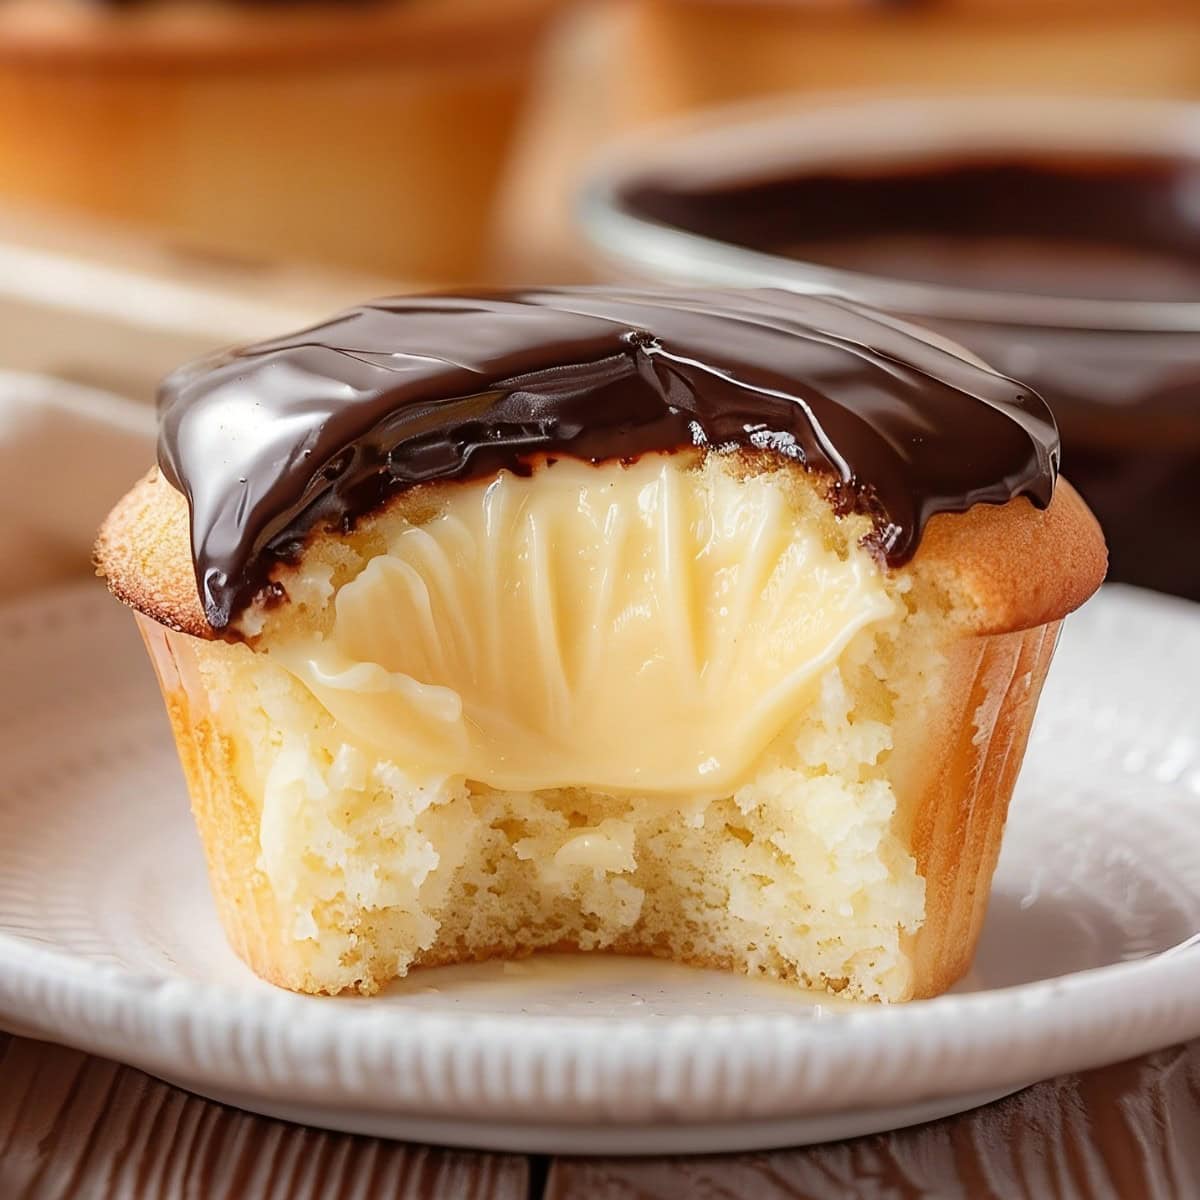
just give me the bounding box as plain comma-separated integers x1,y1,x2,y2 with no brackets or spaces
6,1031,1200,1200
544,1041,1200,1200
0,1034,529,1200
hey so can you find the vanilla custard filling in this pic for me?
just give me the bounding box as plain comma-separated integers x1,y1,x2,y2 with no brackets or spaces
268,457,895,796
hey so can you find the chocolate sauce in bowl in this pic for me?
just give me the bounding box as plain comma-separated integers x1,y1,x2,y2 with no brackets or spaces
952,319,1200,598
619,157,1200,301
156,288,1058,630
617,156,1200,598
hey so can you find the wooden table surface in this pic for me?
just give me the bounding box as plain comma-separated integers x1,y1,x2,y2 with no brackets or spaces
3,1033,1198,1200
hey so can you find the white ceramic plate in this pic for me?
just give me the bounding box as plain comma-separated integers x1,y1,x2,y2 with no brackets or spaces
1,582,1199,1155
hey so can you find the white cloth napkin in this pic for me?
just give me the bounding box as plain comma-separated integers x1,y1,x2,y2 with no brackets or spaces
0,372,155,599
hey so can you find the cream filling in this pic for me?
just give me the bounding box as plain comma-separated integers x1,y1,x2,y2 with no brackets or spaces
269,456,895,797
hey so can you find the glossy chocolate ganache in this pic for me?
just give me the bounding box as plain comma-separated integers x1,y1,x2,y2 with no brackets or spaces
157,289,1058,630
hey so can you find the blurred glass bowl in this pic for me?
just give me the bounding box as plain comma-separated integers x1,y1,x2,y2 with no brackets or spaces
578,94,1200,600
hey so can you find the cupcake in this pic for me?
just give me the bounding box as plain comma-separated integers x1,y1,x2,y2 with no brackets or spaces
0,0,562,282
96,288,1105,1001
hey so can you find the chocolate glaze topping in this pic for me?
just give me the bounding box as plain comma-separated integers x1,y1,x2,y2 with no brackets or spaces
157,288,1059,630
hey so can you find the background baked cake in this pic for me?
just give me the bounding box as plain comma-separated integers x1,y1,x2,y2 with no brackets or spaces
0,0,562,282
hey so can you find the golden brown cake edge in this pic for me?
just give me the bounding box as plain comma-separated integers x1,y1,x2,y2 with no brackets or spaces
95,456,1107,644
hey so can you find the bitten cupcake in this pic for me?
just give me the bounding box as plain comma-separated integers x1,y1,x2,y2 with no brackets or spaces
96,289,1105,1001
0,0,561,282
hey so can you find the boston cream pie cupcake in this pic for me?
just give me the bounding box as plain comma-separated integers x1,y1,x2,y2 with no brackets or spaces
0,0,561,282
96,289,1105,1001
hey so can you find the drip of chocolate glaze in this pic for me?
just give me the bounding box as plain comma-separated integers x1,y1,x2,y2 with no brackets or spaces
156,288,1059,630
